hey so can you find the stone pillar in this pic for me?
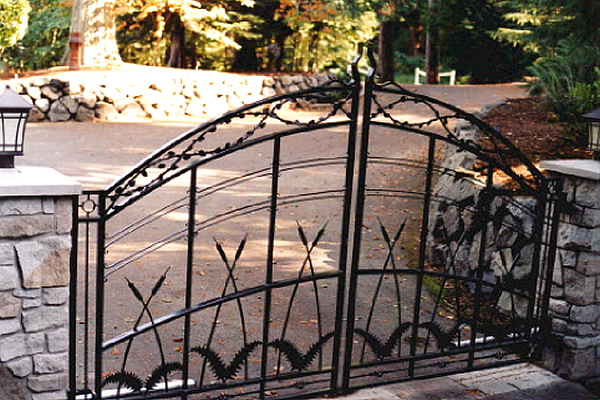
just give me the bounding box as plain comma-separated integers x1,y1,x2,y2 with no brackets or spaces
0,166,80,400
540,160,600,383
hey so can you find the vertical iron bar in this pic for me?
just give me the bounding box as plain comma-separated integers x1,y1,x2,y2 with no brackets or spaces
408,135,436,377
260,137,281,399
182,168,198,399
467,166,493,368
524,180,547,355
330,56,362,394
536,178,562,359
94,192,107,398
342,65,375,392
83,202,91,393
68,195,79,400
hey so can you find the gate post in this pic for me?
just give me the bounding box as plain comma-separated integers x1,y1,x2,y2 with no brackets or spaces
540,160,600,384
0,167,80,400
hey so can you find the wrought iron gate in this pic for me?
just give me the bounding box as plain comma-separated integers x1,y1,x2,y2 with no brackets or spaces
69,47,559,400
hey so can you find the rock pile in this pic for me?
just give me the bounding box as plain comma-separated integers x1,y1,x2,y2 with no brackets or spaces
429,119,538,317
4,71,335,123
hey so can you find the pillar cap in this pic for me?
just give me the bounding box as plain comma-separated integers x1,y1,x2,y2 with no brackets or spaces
540,159,600,181
0,166,81,196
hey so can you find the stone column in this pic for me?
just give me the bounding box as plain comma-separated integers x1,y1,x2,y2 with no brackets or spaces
0,166,80,400
540,160,600,383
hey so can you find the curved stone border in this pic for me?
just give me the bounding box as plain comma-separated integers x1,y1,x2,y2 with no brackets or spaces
3,71,335,123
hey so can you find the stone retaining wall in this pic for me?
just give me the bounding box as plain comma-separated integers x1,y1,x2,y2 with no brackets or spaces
4,71,334,123
430,117,600,385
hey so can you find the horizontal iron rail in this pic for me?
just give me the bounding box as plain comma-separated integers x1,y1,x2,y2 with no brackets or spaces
102,270,341,350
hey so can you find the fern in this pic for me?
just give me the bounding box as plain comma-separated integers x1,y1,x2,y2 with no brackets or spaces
192,341,260,382
102,371,144,392
354,323,412,360
145,362,184,391
269,332,334,371
420,321,461,351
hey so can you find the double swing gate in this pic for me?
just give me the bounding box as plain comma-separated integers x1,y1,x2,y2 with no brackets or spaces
70,48,560,400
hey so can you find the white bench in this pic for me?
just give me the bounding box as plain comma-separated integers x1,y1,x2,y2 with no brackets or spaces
414,67,456,85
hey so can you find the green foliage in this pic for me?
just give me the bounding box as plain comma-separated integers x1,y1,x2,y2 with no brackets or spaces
278,0,378,73
394,52,423,75
528,45,600,141
0,0,30,63
2,0,70,71
436,0,533,83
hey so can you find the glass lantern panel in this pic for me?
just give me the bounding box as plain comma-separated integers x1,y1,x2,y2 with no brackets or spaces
0,111,26,154
589,122,600,151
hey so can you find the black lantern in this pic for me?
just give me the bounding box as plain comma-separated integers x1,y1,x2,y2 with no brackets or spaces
0,87,33,168
582,107,600,160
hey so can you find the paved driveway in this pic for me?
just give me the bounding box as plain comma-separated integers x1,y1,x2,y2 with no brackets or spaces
20,82,531,395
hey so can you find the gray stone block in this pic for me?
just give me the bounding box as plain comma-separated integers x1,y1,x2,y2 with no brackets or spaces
58,96,78,114
41,198,55,215
13,288,41,299
54,198,73,234
6,356,33,377
34,98,50,113
33,353,67,374
22,305,68,333
0,332,45,361
31,390,66,400
23,297,42,309
48,101,70,122
564,268,596,306
46,328,68,353
0,266,18,290
0,215,54,238
0,198,43,216
27,372,67,393
42,288,68,306
0,318,21,335
570,304,600,323
0,293,21,318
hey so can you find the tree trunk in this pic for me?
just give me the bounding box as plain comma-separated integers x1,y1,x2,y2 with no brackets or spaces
168,13,185,68
231,38,259,72
64,0,122,67
377,20,399,83
425,0,439,84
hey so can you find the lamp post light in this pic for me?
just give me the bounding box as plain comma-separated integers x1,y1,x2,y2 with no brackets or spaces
0,87,33,168
582,107,600,161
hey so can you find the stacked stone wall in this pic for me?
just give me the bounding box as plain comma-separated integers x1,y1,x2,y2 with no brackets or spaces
3,72,334,123
543,175,600,382
431,116,600,385
0,196,72,400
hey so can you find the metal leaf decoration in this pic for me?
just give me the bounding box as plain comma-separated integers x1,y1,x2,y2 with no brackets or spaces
191,341,261,382
354,323,412,360
269,332,335,372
